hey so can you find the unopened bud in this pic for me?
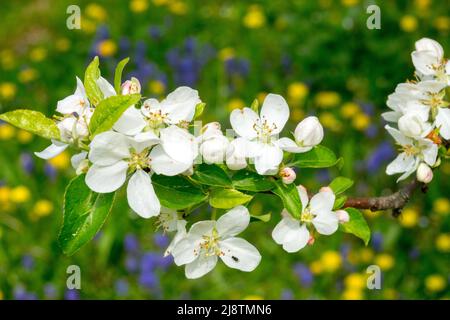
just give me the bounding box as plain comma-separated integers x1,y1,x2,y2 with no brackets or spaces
416,163,433,184
307,234,315,246
319,186,333,193
280,167,296,184
336,210,350,224
294,116,324,147
121,77,141,95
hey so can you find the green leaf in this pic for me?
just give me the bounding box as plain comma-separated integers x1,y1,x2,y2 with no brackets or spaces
341,208,371,245
250,212,271,223
250,98,259,113
290,145,339,168
58,174,115,255
333,195,347,210
84,56,103,106
329,176,354,195
272,180,302,219
194,102,206,119
114,57,130,94
0,109,60,140
89,94,141,138
191,164,232,187
209,188,253,209
152,175,207,210
232,170,274,192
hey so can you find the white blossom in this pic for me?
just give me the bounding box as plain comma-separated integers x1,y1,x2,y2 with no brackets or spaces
171,206,261,279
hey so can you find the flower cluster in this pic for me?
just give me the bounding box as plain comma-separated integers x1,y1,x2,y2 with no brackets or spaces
383,38,450,183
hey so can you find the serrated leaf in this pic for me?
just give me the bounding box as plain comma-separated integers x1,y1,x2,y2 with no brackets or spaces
0,109,60,140
209,188,253,209
114,57,130,94
58,174,115,255
290,145,339,168
272,180,302,219
152,174,207,210
84,56,103,106
329,176,354,195
341,208,371,245
232,170,274,192
89,94,141,138
191,164,232,187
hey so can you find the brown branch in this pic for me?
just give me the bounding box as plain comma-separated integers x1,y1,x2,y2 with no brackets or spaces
343,179,425,216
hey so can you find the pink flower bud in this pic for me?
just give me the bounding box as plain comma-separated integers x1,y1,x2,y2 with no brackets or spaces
319,186,333,193
416,163,433,184
121,77,141,95
336,210,350,224
280,167,296,184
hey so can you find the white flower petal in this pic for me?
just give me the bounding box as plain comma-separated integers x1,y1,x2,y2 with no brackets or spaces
381,111,401,123
162,86,200,124
312,211,339,235
254,143,283,175
275,137,306,153
435,107,450,140
294,116,324,147
216,206,250,237
397,158,420,182
385,125,412,146
309,190,335,215
129,132,160,152
96,76,116,98
74,76,87,98
412,51,440,76
160,125,198,164
56,94,86,115
297,185,309,208
230,107,259,139
172,237,198,266
185,254,218,279
282,224,310,253
150,145,192,176
85,161,128,193
219,237,261,272
141,98,162,118
189,221,215,238
386,153,416,175
88,131,131,166
420,140,438,166
260,94,289,135
225,138,248,170
34,141,68,160
70,151,88,170
272,215,300,245
113,106,147,136
164,220,187,257
127,169,161,218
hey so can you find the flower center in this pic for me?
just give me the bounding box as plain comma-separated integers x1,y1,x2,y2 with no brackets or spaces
301,207,315,223
197,228,223,257
253,118,277,143
128,149,151,171
401,144,420,156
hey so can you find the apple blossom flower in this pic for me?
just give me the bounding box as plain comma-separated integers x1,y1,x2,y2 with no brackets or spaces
35,77,92,160
225,138,249,170
416,162,433,183
230,94,290,175
385,125,438,182
85,130,194,218
171,206,261,279
277,116,324,153
272,185,339,253
121,77,141,95
412,38,449,83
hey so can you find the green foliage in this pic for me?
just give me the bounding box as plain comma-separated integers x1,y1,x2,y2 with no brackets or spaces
58,174,116,255
272,180,302,219
194,102,206,119
84,56,103,106
209,188,253,209
89,94,141,138
0,109,60,140
152,174,207,210
329,176,354,195
290,145,341,168
191,164,232,187
231,170,274,192
114,57,130,94
341,208,371,245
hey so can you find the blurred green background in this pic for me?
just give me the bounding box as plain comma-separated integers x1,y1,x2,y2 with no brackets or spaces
0,0,449,300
